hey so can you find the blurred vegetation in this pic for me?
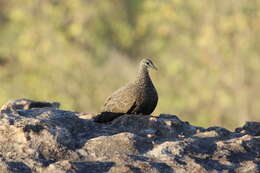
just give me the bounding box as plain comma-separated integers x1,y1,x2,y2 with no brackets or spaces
0,0,259,129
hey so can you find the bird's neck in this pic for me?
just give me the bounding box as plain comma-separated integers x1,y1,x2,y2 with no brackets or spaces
135,66,152,85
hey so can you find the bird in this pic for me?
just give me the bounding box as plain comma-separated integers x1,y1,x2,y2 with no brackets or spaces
94,58,158,123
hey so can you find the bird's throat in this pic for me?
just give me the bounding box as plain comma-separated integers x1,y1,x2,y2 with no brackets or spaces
135,66,152,85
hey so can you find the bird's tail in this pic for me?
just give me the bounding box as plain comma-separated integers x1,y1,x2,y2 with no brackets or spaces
93,112,124,123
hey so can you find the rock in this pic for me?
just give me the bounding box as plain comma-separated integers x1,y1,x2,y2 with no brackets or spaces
81,133,153,161
0,99,60,113
0,160,31,173
44,160,115,173
235,121,260,136
0,99,259,172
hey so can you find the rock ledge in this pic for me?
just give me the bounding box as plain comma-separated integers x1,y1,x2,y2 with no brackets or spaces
0,99,259,173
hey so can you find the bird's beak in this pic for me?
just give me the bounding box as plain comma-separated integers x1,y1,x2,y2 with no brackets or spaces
152,64,158,70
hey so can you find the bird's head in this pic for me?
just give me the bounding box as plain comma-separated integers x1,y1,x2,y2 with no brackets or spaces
140,58,158,70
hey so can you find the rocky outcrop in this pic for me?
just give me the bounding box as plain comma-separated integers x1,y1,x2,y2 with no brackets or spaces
0,99,259,173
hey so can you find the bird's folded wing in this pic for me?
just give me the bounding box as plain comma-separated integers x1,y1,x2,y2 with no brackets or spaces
102,83,137,113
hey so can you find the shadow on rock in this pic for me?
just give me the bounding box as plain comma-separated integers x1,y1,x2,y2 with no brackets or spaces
1,162,32,173
45,160,115,173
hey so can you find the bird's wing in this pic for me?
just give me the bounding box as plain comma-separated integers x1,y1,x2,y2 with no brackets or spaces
102,83,137,113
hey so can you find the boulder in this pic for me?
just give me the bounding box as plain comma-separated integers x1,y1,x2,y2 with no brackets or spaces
0,99,259,172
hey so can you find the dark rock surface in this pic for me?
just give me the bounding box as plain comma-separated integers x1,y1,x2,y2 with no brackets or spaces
0,99,259,173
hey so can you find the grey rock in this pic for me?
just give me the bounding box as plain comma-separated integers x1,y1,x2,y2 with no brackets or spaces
0,99,259,173
235,121,260,136
0,99,59,113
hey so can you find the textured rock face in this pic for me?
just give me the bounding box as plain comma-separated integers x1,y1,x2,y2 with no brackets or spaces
0,100,259,173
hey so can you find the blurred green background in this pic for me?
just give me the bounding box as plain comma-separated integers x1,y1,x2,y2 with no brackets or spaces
0,0,259,129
